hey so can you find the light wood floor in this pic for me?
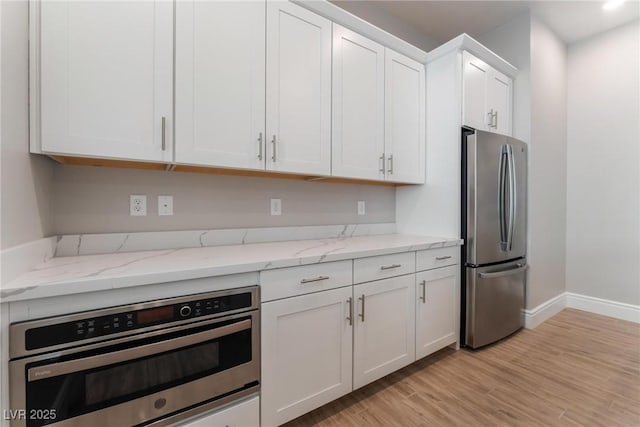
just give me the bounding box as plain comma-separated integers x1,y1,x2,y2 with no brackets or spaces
285,309,640,427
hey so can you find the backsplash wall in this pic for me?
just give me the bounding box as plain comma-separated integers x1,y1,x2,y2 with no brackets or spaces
51,165,396,235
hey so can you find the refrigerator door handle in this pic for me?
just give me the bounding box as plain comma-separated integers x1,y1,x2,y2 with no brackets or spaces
507,144,517,251
498,145,509,251
479,264,528,279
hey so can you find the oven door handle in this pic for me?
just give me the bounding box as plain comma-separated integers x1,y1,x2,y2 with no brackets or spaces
27,319,251,382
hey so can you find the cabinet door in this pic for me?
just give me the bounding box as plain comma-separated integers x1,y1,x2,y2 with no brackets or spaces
353,275,415,389
175,1,265,169
261,287,353,427
266,1,331,175
384,49,425,184
332,25,385,181
462,51,490,132
38,1,172,162
488,69,513,136
415,266,459,360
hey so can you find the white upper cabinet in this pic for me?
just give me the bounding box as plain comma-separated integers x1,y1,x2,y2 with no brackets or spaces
384,49,426,184
462,51,513,136
266,1,332,175
36,1,173,162
487,68,512,135
332,25,385,181
175,1,265,170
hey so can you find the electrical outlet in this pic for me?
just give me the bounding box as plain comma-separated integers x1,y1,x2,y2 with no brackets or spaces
357,201,366,215
158,195,173,216
130,195,147,216
270,198,282,216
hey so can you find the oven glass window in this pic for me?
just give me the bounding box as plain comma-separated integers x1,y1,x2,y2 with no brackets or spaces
25,318,252,427
85,342,219,406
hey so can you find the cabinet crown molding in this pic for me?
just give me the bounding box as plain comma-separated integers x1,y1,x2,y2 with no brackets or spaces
427,33,518,77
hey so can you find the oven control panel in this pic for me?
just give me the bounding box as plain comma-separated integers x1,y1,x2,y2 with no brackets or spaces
22,291,254,352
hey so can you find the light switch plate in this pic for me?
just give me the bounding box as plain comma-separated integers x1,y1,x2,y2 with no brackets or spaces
270,199,282,216
357,201,366,215
158,195,173,216
130,195,147,216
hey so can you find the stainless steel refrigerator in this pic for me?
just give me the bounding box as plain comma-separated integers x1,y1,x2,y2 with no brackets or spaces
461,128,527,349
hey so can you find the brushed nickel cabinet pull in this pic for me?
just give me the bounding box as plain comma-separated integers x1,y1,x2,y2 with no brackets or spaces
387,154,394,175
435,256,452,261
300,276,330,284
358,295,365,322
257,132,263,160
380,264,401,270
271,135,277,162
347,297,353,326
161,116,166,151
379,154,385,173
487,109,494,127
419,280,426,303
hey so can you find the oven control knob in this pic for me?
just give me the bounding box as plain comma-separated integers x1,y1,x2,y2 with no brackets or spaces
179,305,192,317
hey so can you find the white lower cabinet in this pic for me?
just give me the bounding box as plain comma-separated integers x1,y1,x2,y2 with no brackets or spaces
353,274,416,389
179,396,259,427
415,266,459,359
261,287,353,427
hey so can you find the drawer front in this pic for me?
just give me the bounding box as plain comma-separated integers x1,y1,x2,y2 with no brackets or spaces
416,246,460,271
353,252,415,284
260,260,353,302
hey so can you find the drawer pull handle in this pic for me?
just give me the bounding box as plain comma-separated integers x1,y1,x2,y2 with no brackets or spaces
358,294,366,322
347,297,353,326
435,256,452,261
419,280,426,303
300,276,330,284
380,264,401,270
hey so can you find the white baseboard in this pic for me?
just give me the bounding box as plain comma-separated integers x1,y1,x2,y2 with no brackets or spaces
566,292,640,324
523,291,640,328
523,292,567,329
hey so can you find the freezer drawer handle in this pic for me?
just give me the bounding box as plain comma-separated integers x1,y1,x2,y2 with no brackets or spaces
380,264,401,270
435,256,452,261
479,264,528,279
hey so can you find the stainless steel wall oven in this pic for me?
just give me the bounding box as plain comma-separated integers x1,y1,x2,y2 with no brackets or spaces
9,286,260,427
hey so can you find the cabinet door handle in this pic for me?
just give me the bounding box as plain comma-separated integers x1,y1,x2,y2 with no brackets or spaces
161,116,166,151
271,135,277,162
487,109,494,127
257,132,263,160
380,263,401,270
300,276,330,284
494,110,498,128
347,297,353,326
379,154,385,173
419,280,426,303
358,294,365,322
435,256,452,261
387,154,394,175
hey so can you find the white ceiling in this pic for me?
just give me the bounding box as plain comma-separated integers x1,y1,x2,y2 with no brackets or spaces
335,1,640,45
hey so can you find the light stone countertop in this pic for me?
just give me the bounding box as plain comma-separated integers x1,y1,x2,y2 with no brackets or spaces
1,234,462,303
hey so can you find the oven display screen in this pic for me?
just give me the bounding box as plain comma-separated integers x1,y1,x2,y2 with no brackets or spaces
136,306,174,325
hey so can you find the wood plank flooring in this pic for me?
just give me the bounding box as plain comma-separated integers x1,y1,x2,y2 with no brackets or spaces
285,309,640,427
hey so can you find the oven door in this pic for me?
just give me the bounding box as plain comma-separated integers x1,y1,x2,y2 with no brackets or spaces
10,312,259,427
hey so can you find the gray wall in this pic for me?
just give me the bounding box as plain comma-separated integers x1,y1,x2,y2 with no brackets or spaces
528,16,568,309
1,0,55,250
478,13,569,310
51,166,395,235
566,21,640,305
331,0,442,52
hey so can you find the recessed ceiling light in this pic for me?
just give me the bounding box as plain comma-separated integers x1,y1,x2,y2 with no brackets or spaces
602,0,626,10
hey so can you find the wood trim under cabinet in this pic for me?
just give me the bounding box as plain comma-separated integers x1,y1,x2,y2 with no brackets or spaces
47,155,410,186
